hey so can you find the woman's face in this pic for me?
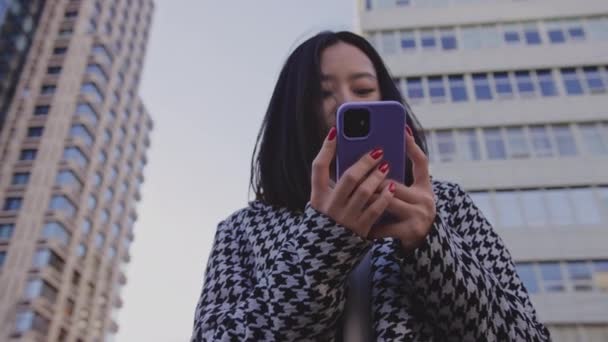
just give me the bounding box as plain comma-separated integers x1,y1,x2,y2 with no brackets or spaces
320,41,381,129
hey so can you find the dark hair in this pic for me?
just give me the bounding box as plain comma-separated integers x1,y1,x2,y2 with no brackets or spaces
250,31,428,212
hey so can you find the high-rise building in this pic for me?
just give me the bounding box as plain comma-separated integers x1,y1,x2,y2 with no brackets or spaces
0,0,154,341
0,0,46,129
359,0,608,340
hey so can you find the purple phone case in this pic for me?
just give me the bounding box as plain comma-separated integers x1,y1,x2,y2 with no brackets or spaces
336,101,406,187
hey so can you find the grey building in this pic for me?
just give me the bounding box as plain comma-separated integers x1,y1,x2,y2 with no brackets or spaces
359,0,608,340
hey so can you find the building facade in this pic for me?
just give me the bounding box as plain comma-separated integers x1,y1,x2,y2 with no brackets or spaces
0,0,154,341
359,0,608,340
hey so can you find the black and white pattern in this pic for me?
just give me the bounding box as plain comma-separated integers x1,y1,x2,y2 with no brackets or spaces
191,180,551,341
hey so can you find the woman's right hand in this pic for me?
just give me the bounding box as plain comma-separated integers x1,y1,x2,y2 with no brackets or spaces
310,127,396,238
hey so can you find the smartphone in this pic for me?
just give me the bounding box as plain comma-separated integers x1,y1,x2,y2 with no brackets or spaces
336,101,406,220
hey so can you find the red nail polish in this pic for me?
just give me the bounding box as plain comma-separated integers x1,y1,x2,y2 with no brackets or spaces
328,127,337,141
378,161,389,173
406,126,413,137
370,148,384,160
389,182,396,193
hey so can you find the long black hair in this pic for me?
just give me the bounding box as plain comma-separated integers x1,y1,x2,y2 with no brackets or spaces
250,31,428,212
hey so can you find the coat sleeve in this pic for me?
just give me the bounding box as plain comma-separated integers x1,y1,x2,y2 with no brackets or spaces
190,205,371,341
396,182,551,341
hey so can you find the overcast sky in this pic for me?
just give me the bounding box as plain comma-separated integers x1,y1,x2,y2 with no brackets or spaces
116,1,357,341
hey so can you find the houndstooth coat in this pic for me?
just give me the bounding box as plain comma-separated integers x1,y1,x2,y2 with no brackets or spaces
191,180,551,341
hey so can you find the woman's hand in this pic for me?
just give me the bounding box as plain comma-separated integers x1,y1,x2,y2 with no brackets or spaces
368,127,437,252
310,127,396,238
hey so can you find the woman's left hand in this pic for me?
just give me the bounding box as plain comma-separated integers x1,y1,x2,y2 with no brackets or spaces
367,127,437,253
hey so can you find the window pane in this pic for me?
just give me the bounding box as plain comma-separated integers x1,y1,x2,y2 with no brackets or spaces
436,130,456,162
473,74,492,100
461,26,482,49
587,17,608,41
536,69,558,97
406,77,424,100
520,190,548,226
440,29,457,50
529,125,554,157
551,125,578,156
420,29,437,49
456,129,480,161
545,189,574,225
480,25,500,48
483,128,506,159
515,71,535,96
583,66,606,93
567,261,593,291
469,192,496,226
400,30,416,51
593,260,608,292
427,76,446,101
502,24,521,45
49,196,76,217
493,72,513,97
524,23,542,45
70,124,94,146
495,191,524,227
505,127,530,158
381,31,397,54
516,264,539,294
448,75,467,102
570,188,601,224
561,68,584,95
579,123,608,155
539,262,564,292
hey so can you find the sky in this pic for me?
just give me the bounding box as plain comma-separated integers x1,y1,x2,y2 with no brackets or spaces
116,1,357,341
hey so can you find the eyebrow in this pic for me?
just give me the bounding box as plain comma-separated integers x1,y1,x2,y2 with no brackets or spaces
321,72,377,81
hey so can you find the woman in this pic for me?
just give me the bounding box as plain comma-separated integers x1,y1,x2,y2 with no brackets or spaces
191,31,550,341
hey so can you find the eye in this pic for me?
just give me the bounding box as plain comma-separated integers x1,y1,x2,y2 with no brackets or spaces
355,88,375,96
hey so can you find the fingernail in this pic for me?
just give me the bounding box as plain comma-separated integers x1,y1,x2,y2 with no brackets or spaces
378,161,389,173
370,148,384,160
328,127,337,141
406,126,413,137
389,182,396,193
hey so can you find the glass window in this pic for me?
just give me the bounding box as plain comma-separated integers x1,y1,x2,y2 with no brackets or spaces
93,172,102,187
420,29,437,49
53,47,67,55
47,66,62,75
380,31,397,54
583,66,605,93
406,77,424,100
15,311,34,333
111,223,120,237
551,125,578,156
469,192,496,225
49,195,76,217
440,29,457,50
81,83,104,103
505,127,530,158
64,147,89,167
101,209,110,223
75,103,99,125
523,23,542,45
493,72,513,97
448,75,467,102
546,21,566,44
12,172,30,185
545,189,574,225
86,64,109,83
502,23,521,45
565,20,586,41
92,44,113,65
27,127,44,138
110,167,118,182
520,190,548,226
55,170,83,190
579,123,608,155
109,246,117,260
95,232,105,249
400,30,416,51
592,260,608,292
461,26,482,49
570,188,601,224
536,69,558,97
483,128,506,159
515,71,535,96
472,73,492,100
567,261,593,291
99,151,107,164
34,105,50,115
480,24,501,48
529,125,554,157
20,149,37,161
0,223,15,240
42,222,71,246
77,243,87,258
539,262,564,292
436,130,456,162
70,124,94,146
516,263,539,294
427,76,446,102
561,68,584,95
105,188,114,202
88,194,97,210
82,219,92,236
456,129,480,161
495,191,524,227
587,17,608,41
3,197,23,211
